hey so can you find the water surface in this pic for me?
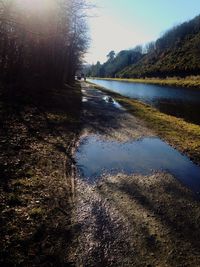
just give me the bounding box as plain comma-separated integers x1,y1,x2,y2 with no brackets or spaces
76,135,200,194
89,79,200,125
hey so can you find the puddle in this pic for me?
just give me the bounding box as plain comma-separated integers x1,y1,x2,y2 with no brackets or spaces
113,100,125,110
75,135,200,194
103,96,115,103
82,96,88,102
103,95,125,110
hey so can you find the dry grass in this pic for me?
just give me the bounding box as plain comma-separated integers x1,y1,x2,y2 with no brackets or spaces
90,76,200,89
0,82,82,266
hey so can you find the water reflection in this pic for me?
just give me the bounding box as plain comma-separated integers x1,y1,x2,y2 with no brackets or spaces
75,135,200,194
102,96,125,110
89,79,200,125
82,96,88,102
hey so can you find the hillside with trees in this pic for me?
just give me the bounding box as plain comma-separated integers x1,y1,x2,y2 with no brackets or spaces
87,14,200,79
86,47,143,78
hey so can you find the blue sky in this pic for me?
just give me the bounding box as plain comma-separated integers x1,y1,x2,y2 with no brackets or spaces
85,0,200,64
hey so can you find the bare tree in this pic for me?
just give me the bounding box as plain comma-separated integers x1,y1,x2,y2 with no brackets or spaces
0,0,89,85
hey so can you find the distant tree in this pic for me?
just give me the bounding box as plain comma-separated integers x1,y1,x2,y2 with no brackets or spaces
133,45,143,54
144,42,156,54
86,48,143,78
106,50,115,61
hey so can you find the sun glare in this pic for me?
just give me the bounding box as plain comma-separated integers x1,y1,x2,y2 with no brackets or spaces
17,0,57,13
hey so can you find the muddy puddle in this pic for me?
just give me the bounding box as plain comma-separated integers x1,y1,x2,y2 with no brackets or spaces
103,96,125,110
82,92,124,110
82,96,88,102
75,135,200,194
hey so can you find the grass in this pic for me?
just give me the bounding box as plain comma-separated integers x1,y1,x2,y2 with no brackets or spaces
0,81,82,266
89,76,200,89
87,81,200,165
29,207,45,219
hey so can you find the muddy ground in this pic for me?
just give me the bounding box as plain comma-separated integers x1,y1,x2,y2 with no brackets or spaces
70,82,200,267
1,81,200,266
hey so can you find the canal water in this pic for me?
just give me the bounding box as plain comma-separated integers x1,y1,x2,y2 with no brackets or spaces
89,79,200,125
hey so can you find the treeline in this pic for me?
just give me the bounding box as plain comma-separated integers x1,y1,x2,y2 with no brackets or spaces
87,14,200,79
86,47,143,78
0,0,89,85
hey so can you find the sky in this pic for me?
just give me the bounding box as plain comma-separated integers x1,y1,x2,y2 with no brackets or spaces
84,0,200,64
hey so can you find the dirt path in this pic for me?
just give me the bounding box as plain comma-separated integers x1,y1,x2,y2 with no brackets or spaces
70,82,200,267
80,82,155,141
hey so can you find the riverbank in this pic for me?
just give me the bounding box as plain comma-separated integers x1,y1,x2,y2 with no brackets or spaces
72,82,200,267
88,76,200,89
87,81,200,165
0,81,82,266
